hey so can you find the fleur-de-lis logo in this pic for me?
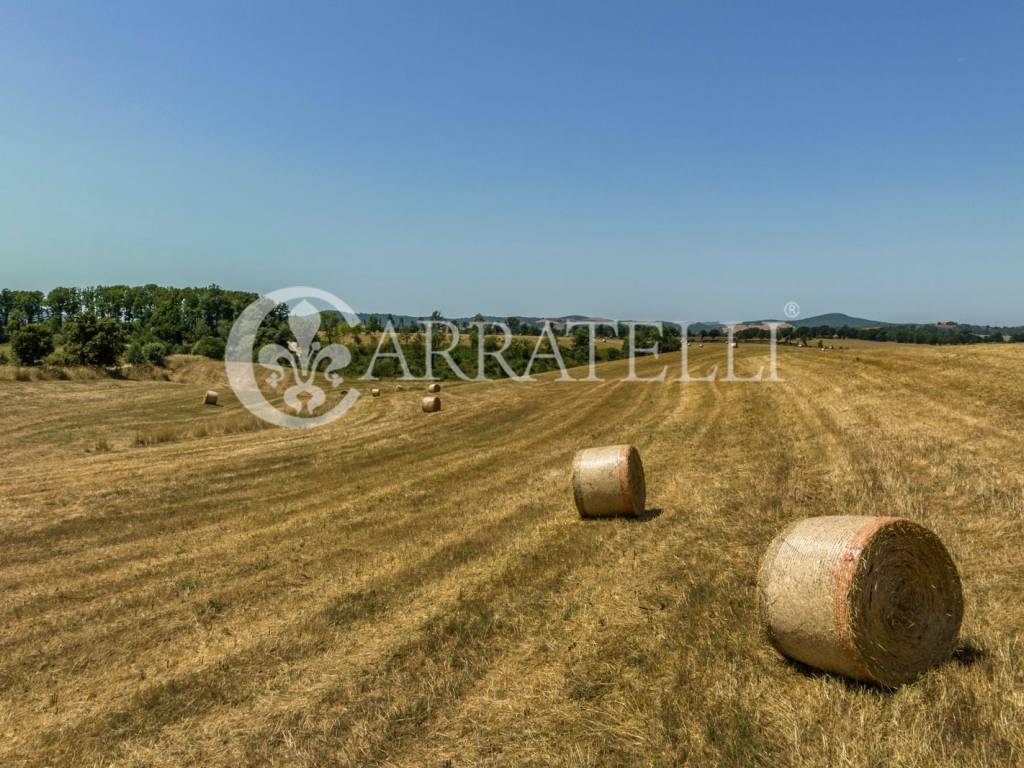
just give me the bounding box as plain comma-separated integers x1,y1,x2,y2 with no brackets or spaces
256,300,351,415
226,287,362,430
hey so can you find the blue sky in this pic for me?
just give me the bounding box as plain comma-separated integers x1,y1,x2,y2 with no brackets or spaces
1,1,1022,323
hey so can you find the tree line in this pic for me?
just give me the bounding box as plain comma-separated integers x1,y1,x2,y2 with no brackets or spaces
1,285,1020,372
0,285,276,366
731,323,1023,345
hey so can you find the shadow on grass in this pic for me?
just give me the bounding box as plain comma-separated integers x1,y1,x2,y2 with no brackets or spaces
576,508,663,523
781,657,889,694
779,638,988,693
632,507,664,523
951,640,987,667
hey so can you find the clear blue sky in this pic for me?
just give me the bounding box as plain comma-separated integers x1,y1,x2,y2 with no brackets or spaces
1,1,1022,323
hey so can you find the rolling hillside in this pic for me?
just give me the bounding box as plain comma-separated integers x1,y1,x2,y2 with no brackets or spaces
790,312,888,328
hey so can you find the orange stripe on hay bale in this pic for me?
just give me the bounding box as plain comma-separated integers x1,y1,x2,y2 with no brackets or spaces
757,515,963,686
571,444,645,518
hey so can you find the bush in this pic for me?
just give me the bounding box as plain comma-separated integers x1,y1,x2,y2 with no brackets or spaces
63,315,124,366
142,341,167,366
11,324,54,365
126,340,167,365
191,335,226,359
43,350,79,367
125,341,145,365
0,350,8,365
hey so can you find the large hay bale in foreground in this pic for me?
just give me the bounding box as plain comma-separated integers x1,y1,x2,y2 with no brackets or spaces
571,444,646,518
427,383,441,393
421,395,441,413
203,390,218,406
757,516,963,686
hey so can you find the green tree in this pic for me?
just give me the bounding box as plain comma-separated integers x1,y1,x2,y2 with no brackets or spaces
64,314,125,366
6,307,28,334
142,341,168,365
11,324,54,365
192,336,226,359
46,287,79,328
124,340,145,364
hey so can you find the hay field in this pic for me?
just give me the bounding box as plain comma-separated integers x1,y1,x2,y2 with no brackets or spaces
1,344,1022,767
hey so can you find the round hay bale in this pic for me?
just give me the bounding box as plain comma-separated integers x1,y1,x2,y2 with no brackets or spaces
757,515,963,686
421,395,441,413
427,383,441,393
731,342,739,348
571,444,646,518
371,388,381,397
203,390,218,406
395,384,403,391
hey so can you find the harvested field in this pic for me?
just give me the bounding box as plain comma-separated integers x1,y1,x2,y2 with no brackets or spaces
1,343,1022,767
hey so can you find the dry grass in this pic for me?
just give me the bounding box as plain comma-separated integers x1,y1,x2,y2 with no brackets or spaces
0,361,172,383
0,345,1022,767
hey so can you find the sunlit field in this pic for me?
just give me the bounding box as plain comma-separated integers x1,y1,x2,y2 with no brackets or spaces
1,343,1022,767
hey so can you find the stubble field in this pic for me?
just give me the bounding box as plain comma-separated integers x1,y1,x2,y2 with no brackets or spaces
1,343,1022,767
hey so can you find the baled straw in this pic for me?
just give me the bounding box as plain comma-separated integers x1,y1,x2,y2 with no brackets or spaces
571,444,646,518
757,515,963,686
371,388,381,397
421,395,441,413
427,383,441,393
203,390,218,406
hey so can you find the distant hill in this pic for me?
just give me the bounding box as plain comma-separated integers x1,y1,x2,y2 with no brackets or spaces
790,313,888,329
357,313,613,330
354,312,891,332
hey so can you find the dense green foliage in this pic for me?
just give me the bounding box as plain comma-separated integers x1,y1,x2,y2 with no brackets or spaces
0,285,272,366
731,323,1020,345
0,285,1019,372
11,324,54,365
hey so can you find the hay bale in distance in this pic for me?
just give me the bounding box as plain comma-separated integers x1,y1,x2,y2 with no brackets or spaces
371,388,381,397
421,395,441,413
571,444,646,518
427,383,441,393
757,515,963,687
203,390,218,406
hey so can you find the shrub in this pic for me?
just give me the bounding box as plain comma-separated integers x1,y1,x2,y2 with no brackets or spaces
11,324,54,365
192,335,226,359
142,341,167,366
64,315,124,366
125,341,145,365
0,350,8,365
43,350,79,367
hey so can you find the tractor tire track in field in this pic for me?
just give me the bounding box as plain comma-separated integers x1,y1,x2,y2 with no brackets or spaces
2,345,1023,767
4,369,654,764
